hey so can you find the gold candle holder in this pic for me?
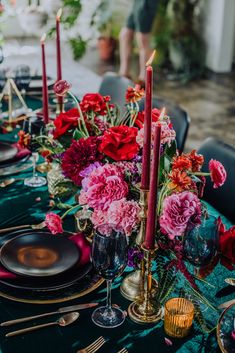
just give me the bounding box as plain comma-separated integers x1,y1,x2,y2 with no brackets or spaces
128,245,162,324
56,97,64,114
164,298,194,338
120,189,158,301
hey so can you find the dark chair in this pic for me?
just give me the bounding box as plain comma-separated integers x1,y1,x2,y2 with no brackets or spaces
198,137,235,223
139,97,190,153
98,72,133,110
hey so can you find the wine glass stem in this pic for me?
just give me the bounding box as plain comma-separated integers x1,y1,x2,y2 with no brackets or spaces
106,279,112,311
32,154,37,178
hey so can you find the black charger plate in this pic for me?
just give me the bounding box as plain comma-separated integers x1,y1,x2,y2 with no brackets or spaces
0,232,80,277
0,142,18,163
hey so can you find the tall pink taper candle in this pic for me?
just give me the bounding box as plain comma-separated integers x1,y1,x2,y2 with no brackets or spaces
40,33,49,124
141,50,156,190
144,124,161,250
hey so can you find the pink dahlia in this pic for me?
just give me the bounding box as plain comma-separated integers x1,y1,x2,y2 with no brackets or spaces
107,198,141,235
82,164,128,210
160,191,201,239
209,159,227,189
45,212,63,234
61,137,103,186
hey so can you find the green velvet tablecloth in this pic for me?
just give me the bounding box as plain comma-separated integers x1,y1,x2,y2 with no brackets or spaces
0,110,234,353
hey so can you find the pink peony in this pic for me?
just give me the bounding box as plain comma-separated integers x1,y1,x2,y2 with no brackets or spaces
209,159,227,189
82,164,128,210
91,209,108,227
107,198,141,235
45,212,63,234
160,191,201,239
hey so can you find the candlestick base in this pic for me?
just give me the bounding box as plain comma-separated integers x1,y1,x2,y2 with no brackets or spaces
120,269,158,302
128,300,163,324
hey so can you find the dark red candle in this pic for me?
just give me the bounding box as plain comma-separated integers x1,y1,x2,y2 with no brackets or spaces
141,65,153,190
40,33,49,124
56,8,62,81
144,124,161,250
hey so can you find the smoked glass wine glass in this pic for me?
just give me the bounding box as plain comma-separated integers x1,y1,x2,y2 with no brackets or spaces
91,224,128,328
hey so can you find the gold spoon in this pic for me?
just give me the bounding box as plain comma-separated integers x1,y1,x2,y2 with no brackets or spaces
225,278,235,286
5,312,79,337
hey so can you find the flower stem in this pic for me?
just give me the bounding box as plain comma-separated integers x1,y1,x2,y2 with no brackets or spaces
68,91,89,137
61,204,82,220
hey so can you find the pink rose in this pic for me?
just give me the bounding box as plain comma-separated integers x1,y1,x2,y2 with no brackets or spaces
209,159,227,189
45,212,63,234
107,198,141,235
160,191,201,239
82,164,128,210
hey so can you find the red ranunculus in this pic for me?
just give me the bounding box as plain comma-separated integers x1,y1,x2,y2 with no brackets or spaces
80,93,111,115
218,218,235,270
209,159,227,189
54,80,71,96
98,125,139,161
135,108,161,129
53,108,80,139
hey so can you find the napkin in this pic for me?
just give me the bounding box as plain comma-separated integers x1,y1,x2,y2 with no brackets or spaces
13,144,31,161
0,232,91,279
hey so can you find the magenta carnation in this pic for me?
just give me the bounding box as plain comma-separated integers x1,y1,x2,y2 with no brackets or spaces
160,191,201,239
45,212,63,234
61,137,103,186
107,198,141,235
82,164,128,210
209,159,227,189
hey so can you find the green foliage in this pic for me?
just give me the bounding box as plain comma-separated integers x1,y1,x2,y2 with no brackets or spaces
155,255,176,304
69,37,87,60
62,0,82,28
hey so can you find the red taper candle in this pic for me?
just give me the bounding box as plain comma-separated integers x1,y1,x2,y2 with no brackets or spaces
40,33,49,124
144,124,161,250
56,8,62,81
141,50,156,190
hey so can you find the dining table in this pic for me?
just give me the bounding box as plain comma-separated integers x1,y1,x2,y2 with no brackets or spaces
0,95,234,353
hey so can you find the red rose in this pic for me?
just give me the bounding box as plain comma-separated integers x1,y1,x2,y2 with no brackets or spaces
80,93,111,115
54,80,71,96
53,108,80,138
209,159,227,189
135,108,161,129
218,218,235,270
99,125,139,161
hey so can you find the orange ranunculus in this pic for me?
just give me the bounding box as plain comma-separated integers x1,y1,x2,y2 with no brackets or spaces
168,170,195,192
17,130,31,149
98,125,139,161
172,155,192,171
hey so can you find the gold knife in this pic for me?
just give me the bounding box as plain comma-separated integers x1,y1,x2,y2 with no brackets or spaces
218,299,235,309
0,303,98,326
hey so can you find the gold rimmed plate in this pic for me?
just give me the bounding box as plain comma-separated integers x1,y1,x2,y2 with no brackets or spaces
217,303,235,353
0,232,80,277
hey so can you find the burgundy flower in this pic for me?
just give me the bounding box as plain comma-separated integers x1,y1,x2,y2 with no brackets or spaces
61,136,103,186
54,80,71,97
45,212,63,234
209,159,227,189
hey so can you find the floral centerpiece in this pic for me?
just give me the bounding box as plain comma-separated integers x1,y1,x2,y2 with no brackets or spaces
19,80,234,292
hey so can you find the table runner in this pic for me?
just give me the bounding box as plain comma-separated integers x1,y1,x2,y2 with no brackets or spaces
0,100,234,353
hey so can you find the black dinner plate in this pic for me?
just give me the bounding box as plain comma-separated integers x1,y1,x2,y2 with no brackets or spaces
0,232,80,277
0,142,18,163
0,229,92,291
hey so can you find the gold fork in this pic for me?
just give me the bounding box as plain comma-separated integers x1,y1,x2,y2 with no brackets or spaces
77,336,106,353
117,348,128,353
0,221,45,234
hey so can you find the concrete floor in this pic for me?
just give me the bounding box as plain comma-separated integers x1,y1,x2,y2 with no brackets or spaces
2,39,235,151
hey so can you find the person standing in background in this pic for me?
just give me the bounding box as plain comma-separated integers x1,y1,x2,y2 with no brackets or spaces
119,0,159,85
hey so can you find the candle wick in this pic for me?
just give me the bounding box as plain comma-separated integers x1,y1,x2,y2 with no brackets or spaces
146,50,156,67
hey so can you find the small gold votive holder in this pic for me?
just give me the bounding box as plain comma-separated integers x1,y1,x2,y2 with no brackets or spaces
164,298,194,338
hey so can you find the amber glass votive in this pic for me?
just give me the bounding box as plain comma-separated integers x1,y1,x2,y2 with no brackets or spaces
164,298,194,338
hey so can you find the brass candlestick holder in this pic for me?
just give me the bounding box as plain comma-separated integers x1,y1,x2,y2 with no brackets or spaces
128,244,163,324
56,97,64,115
120,189,157,301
